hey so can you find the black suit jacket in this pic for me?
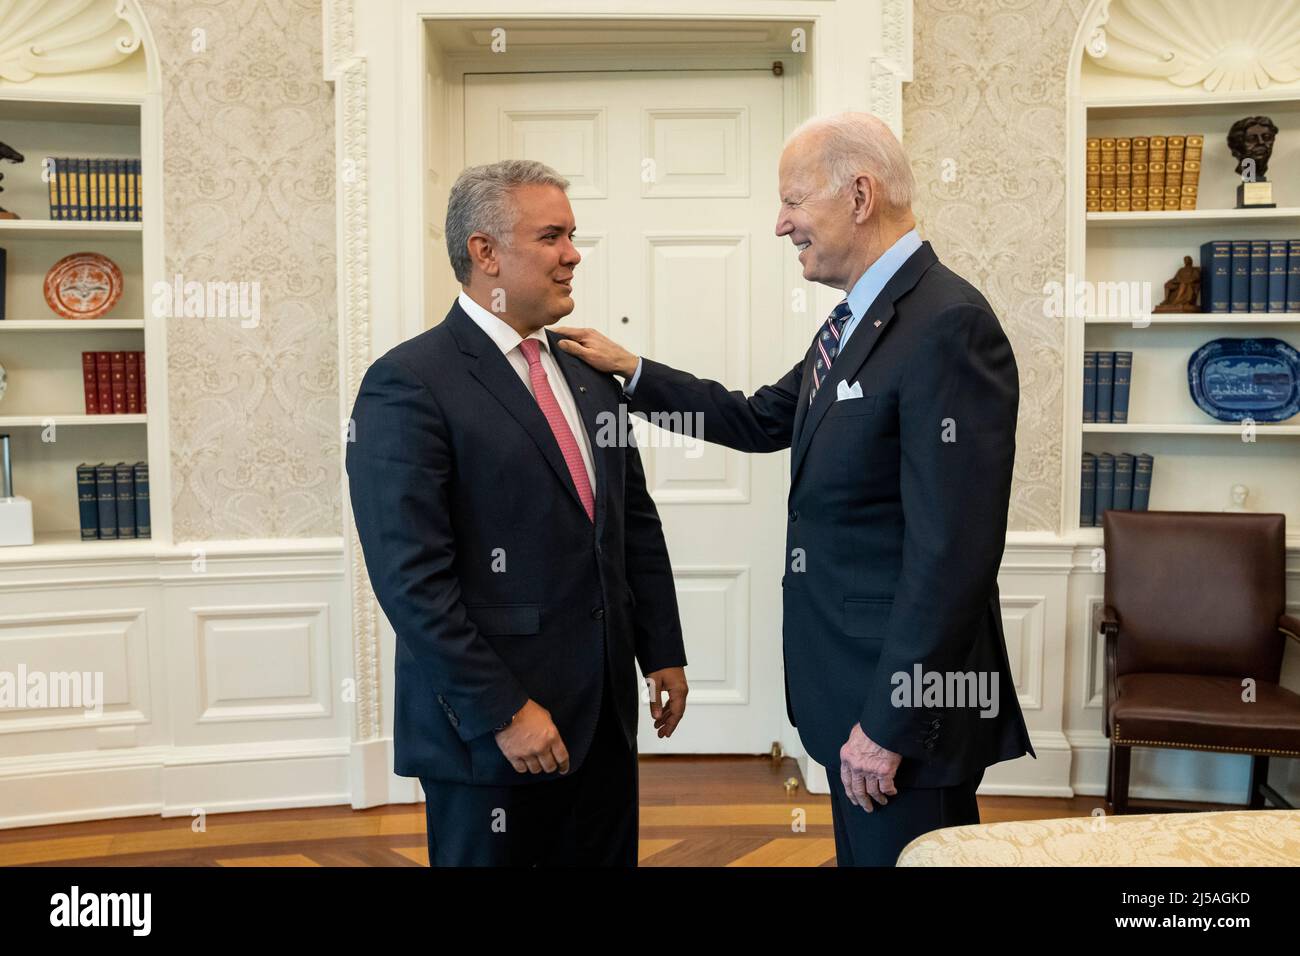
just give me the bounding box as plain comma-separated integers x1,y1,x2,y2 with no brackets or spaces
628,242,1034,788
346,300,686,786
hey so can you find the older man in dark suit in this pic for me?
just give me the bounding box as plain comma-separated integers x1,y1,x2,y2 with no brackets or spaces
557,112,1034,866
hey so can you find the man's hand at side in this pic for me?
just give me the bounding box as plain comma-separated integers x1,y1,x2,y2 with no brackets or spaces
644,666,688,738
839,723,901,813
494,699,570,775
552,326,638,378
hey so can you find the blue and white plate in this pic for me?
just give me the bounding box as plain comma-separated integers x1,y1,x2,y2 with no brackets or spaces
1188,337,1300,422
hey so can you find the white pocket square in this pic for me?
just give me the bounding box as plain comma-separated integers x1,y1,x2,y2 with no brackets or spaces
836,379,864,401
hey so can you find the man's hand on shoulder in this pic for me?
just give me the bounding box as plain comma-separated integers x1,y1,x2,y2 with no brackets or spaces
839,723,901,813
494,699,570,775
552,326,638,378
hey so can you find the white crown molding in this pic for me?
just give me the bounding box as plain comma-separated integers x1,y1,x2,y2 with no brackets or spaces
1085,0,1300,93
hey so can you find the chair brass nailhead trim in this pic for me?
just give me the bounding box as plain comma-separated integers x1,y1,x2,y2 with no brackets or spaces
1113,722,1300,757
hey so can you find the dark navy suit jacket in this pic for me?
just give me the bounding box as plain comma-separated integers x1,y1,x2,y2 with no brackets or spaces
346,301,685,786
628,242,1034,788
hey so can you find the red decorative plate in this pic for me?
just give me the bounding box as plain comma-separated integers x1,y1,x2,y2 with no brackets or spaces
43,252,124,320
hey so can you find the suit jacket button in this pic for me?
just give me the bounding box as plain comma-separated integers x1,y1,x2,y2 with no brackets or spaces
930,718,941,729
592,607,605,621
789,510,799,522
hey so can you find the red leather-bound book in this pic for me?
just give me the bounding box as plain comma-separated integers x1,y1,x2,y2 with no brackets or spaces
110,351,127,414
125,351,140,414
95,351,113,414
139,351,147,413
82,352,100,414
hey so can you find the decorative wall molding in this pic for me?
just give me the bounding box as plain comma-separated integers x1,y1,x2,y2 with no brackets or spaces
0,0,144,82
1085,0,1300,93
323,0,379,747
868,0,912,134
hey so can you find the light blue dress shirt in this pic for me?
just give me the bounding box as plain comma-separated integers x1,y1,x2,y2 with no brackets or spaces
624,228,922,393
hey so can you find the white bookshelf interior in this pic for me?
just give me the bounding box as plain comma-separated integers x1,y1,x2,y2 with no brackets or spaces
1072,69,1300,545
0,94,150,549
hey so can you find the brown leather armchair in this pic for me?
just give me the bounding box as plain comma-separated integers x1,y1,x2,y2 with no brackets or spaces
1101,510,1300,813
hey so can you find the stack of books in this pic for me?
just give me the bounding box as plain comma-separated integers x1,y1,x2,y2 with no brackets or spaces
1081,452,1154,527
77,462,150,540
1082,351,1133,423
82,351,146,415
1087,135,1202,212
1199,239,1300,312
46,157,142,221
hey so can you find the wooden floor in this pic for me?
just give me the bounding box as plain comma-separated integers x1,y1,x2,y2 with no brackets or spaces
0,755,1133,867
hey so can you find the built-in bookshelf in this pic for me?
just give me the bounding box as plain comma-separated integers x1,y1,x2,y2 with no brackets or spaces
1069,77,1300,546
0,92,158,553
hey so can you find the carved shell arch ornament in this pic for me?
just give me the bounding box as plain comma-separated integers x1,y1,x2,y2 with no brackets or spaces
0,0,145,83
1084,0,1300,93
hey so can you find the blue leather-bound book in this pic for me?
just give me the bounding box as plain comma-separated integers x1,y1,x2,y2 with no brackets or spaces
1111,351,1132,423
133,461,151,538
1199,240,1230,312
1080,452,1097,527
131,159,142,221
1095,453,1115,523
77,463,98,540
1250,240,1269,312
1289,240,1300,313
1231,240,1251,311
115,461,136,539
1095,351,1114,423
1132,453,1153,511
78,158,90,220
94,462,117,540
1269,239,1288,312
1113,453,1135,510
1082,351,1097,422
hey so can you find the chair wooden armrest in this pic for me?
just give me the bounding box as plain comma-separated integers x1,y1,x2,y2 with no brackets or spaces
1281,614,1300,645
1101,606,1120,737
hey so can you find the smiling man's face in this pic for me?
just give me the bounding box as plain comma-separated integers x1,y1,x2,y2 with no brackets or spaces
491,183,582,328
774,132,857,291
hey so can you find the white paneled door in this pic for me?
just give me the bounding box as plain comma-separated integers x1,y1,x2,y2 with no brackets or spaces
464,70,789,753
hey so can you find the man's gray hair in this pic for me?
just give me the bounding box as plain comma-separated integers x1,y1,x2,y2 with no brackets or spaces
445,160,571,284
787,112,914,211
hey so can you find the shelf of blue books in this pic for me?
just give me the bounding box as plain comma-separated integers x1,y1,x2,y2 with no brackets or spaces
1078,432,1300,540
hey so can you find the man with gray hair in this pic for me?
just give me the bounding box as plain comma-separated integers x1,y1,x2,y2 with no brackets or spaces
557,112,1034,865
346,159,688,865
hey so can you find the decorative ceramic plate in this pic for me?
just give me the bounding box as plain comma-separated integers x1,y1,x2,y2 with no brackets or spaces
43,252,123,320
1188,337,1300,423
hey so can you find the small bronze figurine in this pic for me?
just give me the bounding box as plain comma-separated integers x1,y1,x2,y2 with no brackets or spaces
1154,255,1201,313
0,142,22,220
1228,116,1278,208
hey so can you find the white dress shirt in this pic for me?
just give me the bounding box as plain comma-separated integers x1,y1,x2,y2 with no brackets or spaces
457,291,596,493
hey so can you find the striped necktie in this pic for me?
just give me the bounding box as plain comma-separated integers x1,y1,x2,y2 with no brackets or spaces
809,299,853,405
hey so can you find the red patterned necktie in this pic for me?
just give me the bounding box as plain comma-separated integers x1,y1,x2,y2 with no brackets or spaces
518,338,595,522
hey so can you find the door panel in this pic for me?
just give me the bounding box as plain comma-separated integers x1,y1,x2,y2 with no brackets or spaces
464,70,788,753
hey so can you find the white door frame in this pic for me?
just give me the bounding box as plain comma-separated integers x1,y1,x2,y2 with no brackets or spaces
321,0,914,808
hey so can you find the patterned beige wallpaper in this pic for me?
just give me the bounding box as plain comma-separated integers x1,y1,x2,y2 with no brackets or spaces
142,0,1083,540
903,0,1088,533
143,0,341,540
